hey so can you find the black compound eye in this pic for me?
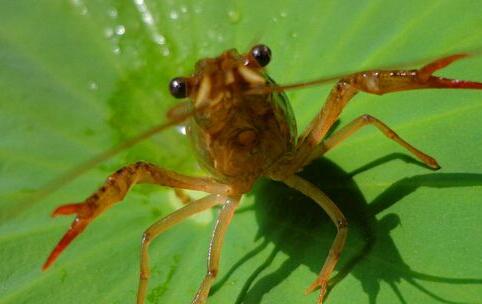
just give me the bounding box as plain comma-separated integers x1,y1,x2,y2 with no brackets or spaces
169,77,188,99
251,44,271,67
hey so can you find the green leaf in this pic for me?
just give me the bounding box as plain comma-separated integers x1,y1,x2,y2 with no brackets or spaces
1,1,481,304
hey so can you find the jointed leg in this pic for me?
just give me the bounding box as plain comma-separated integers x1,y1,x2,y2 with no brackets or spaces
283,175,347,304
192,196,241,304
43,161,231,270
285,54,482,174
137,194,226,304
308,114,439,169
175,188,194,204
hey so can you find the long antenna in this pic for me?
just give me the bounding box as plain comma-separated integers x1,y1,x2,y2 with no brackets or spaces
20,46,482,208
248,47,482,95
27,108,194,204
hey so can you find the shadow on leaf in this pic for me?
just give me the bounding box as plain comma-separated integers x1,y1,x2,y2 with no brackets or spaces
212,154,482,304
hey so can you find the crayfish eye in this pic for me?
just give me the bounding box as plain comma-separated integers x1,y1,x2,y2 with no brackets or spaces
169,77,188,99
251,44,272,67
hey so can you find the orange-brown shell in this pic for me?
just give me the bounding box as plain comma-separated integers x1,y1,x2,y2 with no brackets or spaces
185,49,297,192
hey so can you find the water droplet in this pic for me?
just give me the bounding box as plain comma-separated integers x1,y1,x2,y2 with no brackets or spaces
113,46,121,55
71,0,88,16
169,10,179,20
143,13,153,24
134,0,154,24
272,16,279,23
227,10,241,24
161,46,170,57
115,25,126,36
176,125,187,135
104,27,114,38
88,81,98,91
133,0,169,48
180,5,188,13
280,11,288,18
154,34,166,45
290,32,299,38
107,8,118,18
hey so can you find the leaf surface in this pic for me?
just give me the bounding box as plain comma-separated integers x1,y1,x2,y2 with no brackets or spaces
1,1,481,304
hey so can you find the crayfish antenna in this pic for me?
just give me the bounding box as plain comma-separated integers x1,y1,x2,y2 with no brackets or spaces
42,203,92,270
